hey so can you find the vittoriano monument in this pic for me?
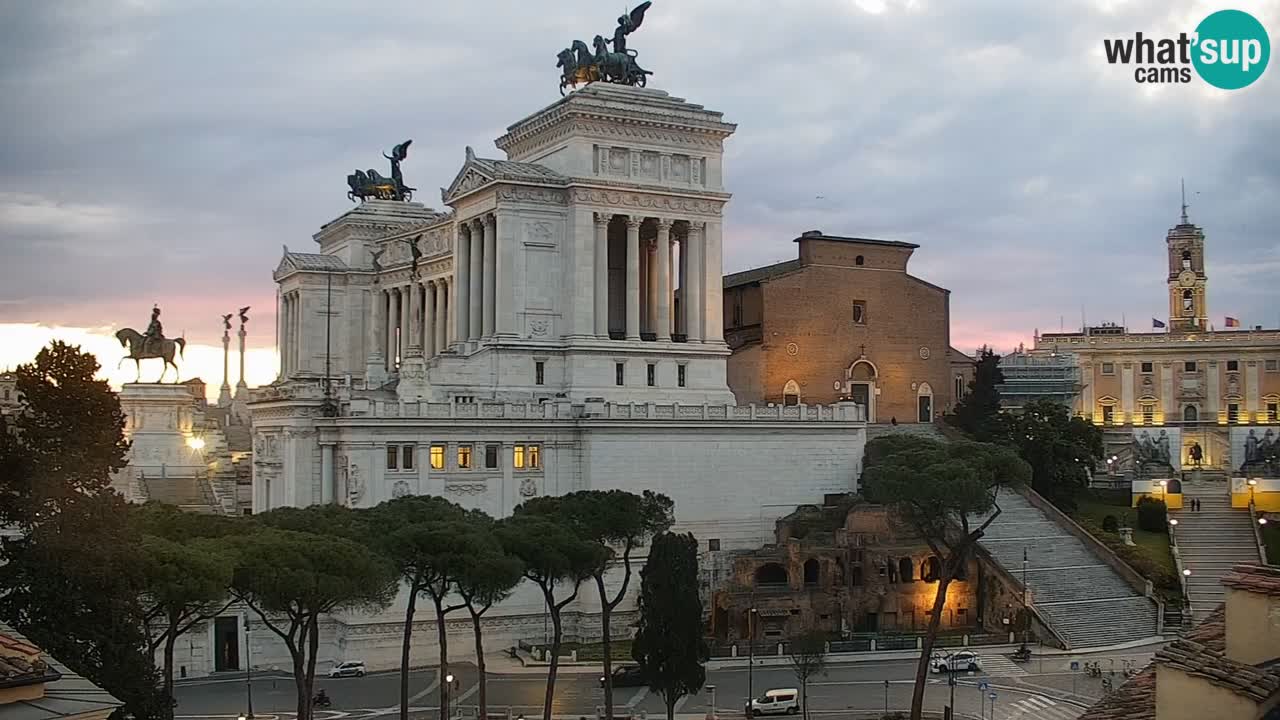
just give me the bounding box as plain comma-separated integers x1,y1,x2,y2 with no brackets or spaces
557,2,653,94
347,139,415,202
116,305,186,382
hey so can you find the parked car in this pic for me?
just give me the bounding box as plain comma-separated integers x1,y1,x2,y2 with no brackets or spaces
329,660,367,678
747,688,800,716
600,665,647,688
930,651,982,673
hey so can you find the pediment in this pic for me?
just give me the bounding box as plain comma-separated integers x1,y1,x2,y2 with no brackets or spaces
443,162,495,204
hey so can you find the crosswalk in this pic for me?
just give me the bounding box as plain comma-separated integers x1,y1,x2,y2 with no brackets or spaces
997,694,1080,720
979,655,1030,678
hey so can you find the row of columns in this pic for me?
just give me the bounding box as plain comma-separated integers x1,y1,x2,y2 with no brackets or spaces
279,289,302,375
370,276,451,371
455,213,513,343
593,213,706,342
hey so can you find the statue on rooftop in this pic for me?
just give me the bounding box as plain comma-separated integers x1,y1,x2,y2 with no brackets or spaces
557,2,653,94
347,140,415,202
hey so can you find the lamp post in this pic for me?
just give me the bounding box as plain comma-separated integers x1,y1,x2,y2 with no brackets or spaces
244,617,254,720
1248,478,1258,506
746,607,757,717
1158,479,1168,503
444,673,454,720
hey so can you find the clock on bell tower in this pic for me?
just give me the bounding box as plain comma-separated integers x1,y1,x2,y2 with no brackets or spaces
1166,187,1207,331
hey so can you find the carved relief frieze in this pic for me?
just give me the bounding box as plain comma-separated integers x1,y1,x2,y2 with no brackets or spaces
519,478,538,498
446,482,488,495
528,318,551,337
496,186,567,206
392,480,411,498
569,188,724,216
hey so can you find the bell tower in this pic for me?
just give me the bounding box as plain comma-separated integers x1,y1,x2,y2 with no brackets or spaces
1167,182,1207,331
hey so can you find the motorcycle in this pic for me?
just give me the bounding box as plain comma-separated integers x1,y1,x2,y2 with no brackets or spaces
313,693,332,708
1011,646,1032,663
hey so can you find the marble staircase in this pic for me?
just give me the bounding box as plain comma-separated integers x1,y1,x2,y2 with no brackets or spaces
976,491,1160,648
1172,474,1262,623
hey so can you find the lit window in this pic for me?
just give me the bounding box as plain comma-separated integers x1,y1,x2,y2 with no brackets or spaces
852,301,867,325
678,365,686,388
485,444,499,469
457,445,472,469
529,444,541,469
430,445,445,469
647,363,656,387
615,362,625,386
1140,362,1153,374
386,446,398,470
535,361,545,386
402,445,414,470
1227,360,1239,372
514,445,525,469
1101,362,1115,375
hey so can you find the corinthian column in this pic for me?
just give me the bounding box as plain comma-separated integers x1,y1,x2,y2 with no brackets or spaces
399,284,412,361
408,281,422,356
437,278,449,351
455,225,471,344
422,280,436,358
685,222,704,342
625,216,642,341
594,213,610,338
469,219,483,342
482,214,496,338
385,288,397,368
655,219,672,341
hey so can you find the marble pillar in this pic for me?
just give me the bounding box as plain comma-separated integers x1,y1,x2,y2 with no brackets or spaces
685,223,704,342
423,280,436,358
455,225,471,344
656,220,672,341
385,289,396,370
321,444,335,505
483,214,497,338
594,213,610,338
437,279,449,351
408,281,422,356
625,216,642,341
399,285,411,363
469,219,483,342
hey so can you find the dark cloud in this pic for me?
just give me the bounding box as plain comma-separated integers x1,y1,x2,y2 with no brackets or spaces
1,0,1277,350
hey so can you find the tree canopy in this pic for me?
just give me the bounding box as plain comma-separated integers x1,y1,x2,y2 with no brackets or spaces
632,532,707,720
946,346,1005,441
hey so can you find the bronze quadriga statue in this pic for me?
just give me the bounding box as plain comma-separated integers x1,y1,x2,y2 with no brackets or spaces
347,140,415,202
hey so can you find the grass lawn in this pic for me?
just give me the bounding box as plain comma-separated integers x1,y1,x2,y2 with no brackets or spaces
1072,494,1173,559
1068,491,1178,598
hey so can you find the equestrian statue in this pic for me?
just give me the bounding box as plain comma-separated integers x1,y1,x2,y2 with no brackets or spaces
557,2,653,95
116,305,186,382
347,140,415,202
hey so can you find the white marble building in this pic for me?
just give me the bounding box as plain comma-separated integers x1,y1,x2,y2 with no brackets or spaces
224,83,867,677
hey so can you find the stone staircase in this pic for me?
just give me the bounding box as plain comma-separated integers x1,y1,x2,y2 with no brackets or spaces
1172,475,1262,623
139,474,219,514
976,491,1160,648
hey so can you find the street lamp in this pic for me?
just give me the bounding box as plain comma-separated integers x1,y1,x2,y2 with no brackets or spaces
1248,479,1258,505
444,673,455,720
1168,518,1178,526
746,607,757,717
1261,517,1269,526
1183,569,1192,577
244,618,254,720
1158,479,1168,503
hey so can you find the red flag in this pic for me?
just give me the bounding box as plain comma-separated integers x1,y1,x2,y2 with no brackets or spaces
1225,317,1240,327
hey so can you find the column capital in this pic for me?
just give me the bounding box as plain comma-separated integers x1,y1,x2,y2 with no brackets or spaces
686,220,706,234
470,217,485,232
655,218,675,231
625,215,643,229
594,212,613,227
484,213,497,230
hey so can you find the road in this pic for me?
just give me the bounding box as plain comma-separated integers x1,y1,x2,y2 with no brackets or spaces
175,648,1154,720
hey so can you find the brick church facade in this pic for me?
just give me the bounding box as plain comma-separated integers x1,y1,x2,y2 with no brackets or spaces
723,231,973,422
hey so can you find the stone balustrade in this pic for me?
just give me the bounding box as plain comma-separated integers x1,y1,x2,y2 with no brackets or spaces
345,398,865,423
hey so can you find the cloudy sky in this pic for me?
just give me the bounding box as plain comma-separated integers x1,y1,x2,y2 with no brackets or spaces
1,0,1277,395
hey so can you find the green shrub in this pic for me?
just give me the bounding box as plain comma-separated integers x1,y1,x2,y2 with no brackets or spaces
1102,515,1120,533
1136,497,1168,533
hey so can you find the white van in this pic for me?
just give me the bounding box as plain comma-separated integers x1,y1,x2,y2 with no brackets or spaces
748,689,800,716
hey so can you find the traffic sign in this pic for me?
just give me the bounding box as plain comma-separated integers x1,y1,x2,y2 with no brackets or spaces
978,682,989,691
989,692,997,700
1070,661,1081,672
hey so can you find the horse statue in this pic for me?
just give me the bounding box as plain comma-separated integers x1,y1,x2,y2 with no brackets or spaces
558,40,600,94
115,328,186,382
347,141,415,202
592,34,650,87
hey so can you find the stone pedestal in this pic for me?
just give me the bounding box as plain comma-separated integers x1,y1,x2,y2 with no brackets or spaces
112,383,211,505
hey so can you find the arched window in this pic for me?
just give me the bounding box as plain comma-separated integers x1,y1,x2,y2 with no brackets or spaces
754,563,789,586
1184,405,1198,422
783,379,801,406
1182,289,1194,316
803,559,819,585
855,255,865,266
1181,250,1192,270
898,558,914,583
922,556,941,582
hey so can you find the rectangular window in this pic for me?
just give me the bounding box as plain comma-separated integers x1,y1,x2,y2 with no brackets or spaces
1267,403,1278,422
615,362,625,386
1140,362,1153,374
677,364,687,387
535,361,545,386
1228,403,1240,424
852,301,867,325
457,445,472,469
386,446,399,470
1184,361,1197,372
485,444,499,469
529,444,541,469
1101,362,1115,375
2,389,8,401
402,445,415,470
708,539,721,552
430,445,445,470
1266,359,1278,372
1227,360,1240,372
514,445,525,469
647,363,656,387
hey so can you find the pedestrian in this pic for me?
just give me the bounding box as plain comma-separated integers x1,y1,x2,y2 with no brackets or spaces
890,416,898,426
